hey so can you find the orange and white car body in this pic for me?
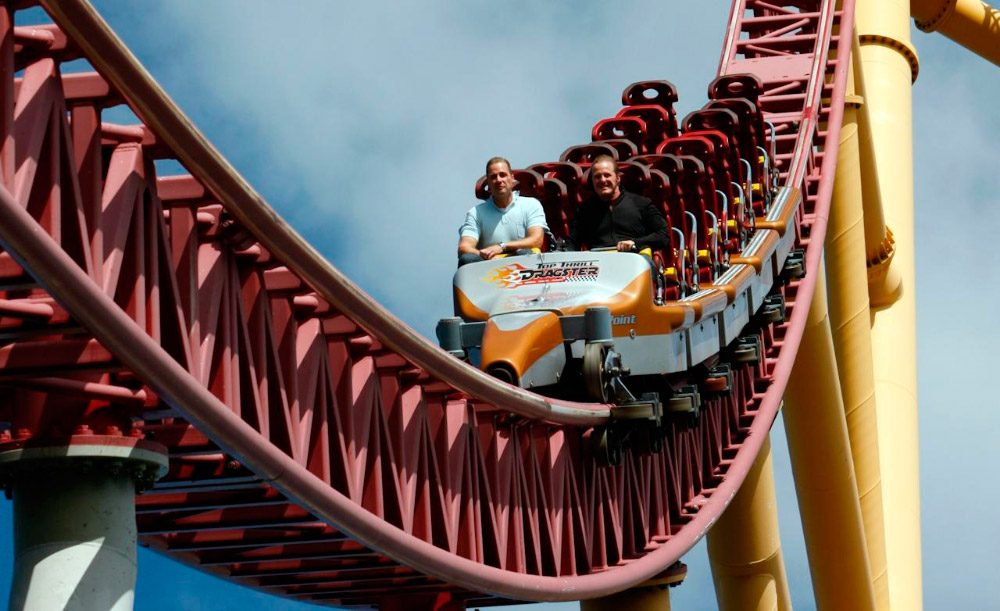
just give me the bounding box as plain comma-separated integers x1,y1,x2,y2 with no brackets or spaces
453,252,690,389
443,186,802,393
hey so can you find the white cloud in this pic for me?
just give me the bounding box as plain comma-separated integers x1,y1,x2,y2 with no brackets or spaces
95,0,724,334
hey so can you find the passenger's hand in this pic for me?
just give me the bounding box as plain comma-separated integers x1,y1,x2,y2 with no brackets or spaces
616,240,636,252
480,244,504,259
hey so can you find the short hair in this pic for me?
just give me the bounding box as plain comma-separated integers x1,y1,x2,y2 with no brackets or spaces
485,156,512,174
591,155,618,172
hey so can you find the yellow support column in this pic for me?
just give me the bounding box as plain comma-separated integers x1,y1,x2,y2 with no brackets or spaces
784,265,876,611
826,48,889,609
911,0,1000,67
851,33,902,313
856,1,924,608
707,437,792,611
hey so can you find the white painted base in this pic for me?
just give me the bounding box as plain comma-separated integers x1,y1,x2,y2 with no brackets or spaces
8,465,140,610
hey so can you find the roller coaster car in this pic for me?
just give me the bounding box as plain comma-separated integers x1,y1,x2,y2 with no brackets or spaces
437,187,805,411
437,250,695,404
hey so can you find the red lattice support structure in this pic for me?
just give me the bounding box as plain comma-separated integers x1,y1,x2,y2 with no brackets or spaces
0,0,854,608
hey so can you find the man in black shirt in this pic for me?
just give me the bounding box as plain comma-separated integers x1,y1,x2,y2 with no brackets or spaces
569,155,670,253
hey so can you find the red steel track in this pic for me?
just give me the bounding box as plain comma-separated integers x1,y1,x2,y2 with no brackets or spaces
0,0,853,607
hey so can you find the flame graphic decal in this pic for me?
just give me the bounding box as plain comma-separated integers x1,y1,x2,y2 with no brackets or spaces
484,263,527,288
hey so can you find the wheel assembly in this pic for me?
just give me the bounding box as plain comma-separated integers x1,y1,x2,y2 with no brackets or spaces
591,425,622,467
583,343,611,402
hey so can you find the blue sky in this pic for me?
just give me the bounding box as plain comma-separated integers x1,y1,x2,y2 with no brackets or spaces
2,1,998,609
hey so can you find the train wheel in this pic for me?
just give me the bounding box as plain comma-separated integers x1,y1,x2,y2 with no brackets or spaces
703,374,729,394
592,426,622,467
583,343,610,403
732,335,761,364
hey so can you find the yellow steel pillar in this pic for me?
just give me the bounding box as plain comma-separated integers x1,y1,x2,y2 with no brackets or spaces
856,1,923,608
707,436,792,611
826,48,889,608
911,0,1000,67
851,33,902,313
784,265,876,611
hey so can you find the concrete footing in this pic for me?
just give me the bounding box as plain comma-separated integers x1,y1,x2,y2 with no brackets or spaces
0,443,167,611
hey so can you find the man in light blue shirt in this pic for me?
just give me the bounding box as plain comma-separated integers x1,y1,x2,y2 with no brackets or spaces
457,156,548,266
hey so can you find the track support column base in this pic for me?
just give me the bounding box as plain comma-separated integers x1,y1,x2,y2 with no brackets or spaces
580,562,686,611
0,441,168,611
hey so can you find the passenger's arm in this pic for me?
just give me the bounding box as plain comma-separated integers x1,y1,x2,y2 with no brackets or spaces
501,225,544,253
458,209,482,258
634,201,670,251
458,235,481,256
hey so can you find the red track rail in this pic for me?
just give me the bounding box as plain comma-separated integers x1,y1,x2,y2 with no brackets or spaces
0,0,853,607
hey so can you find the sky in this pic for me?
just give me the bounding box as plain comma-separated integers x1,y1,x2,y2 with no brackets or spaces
1,1,998,609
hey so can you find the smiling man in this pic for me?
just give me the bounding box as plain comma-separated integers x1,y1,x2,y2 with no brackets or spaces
569,155,669,253
457,157,548,267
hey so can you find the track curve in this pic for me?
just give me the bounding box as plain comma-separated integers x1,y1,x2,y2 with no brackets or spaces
0,0,853,606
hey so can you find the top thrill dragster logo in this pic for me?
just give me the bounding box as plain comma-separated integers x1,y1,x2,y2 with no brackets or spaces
485,260,599,288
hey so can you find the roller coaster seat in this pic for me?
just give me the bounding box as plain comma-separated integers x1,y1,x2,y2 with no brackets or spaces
560,142,619,166
591,116,648,154
704,98,767,165
621,80,680,139
707,73,764,105
682,109,744,176
588,138,639,162
617,105,676,148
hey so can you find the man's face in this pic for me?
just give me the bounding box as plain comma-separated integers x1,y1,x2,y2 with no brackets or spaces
486,162,515,200
591,160,621,201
